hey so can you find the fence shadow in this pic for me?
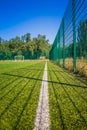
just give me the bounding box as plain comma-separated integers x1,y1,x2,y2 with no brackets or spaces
3,73,87,89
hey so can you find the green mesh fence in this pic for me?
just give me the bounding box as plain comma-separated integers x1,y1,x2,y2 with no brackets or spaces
0,50,49,60
50,0,87,76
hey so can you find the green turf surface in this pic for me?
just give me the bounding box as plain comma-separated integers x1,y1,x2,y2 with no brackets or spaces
0,61,87,130
0,61,45,130
48,62,87,130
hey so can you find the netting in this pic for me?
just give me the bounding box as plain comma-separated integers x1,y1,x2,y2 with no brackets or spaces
50,0,87,76
14,55,24,61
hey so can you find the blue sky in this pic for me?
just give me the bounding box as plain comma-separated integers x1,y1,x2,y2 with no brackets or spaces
0,0,69,43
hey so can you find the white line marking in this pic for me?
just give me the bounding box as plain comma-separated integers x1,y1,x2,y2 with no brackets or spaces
34,62,50,130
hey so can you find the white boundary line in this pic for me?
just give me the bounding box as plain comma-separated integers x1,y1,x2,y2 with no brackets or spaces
34,62,50,130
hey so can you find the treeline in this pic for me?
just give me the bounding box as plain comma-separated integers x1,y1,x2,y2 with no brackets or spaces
66,19,87,58
0,34,51,60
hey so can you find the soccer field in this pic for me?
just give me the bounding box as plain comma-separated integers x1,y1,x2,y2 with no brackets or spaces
0,61,87,130
0,61,45,130
48,62,87,130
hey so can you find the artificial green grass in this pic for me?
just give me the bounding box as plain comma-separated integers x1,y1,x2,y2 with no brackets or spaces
48,61,87,130
0,61,45,130
1,61,87,130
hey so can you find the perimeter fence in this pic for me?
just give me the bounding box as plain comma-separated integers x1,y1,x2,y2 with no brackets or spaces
50,0,87,76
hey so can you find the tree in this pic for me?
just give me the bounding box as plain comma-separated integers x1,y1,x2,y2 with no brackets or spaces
77,19,87,57
0,37,4,43
0,34,51,60
21,35,25,42
0,37,2,43
21,33,31,43
26,33,31,43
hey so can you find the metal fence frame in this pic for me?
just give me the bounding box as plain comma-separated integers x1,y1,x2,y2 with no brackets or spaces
50,0,87,72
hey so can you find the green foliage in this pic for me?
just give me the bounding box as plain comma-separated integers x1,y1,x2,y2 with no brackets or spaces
77,19,87,58
0,34,51,60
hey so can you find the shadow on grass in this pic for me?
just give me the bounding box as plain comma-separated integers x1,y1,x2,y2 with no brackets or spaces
0,77,18,91
51,82,65,130
0,79,23,101
48,66,87,128
3,73,87,89
0,70,32,100
48,67,65,130
0,70,42,130
13,79,37,129
54,70,87,103
63,86,87,125
51,67,87,126
13,70,42,129
0,81,29,118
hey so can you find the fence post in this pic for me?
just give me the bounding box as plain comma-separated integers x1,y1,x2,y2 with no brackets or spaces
86,31,87,63
72,0,76,71
56,33,59,62
63,18,65,68
58,30,60,65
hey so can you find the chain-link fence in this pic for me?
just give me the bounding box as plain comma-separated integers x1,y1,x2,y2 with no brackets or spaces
50,0,87,77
